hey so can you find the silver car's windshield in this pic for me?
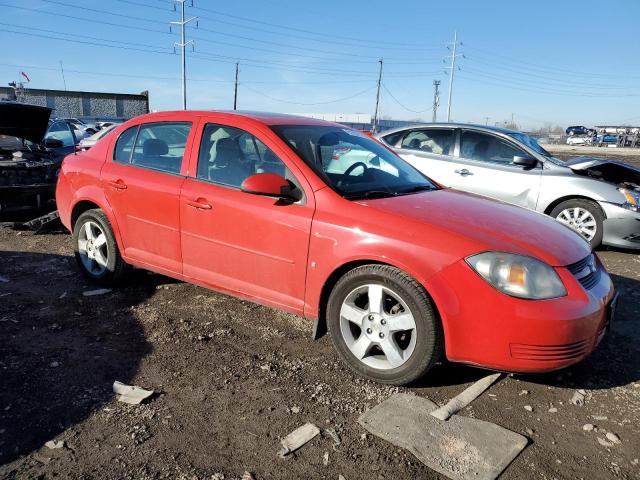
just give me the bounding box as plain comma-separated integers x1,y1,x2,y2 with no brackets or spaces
508,132,552,157
271,125,437,200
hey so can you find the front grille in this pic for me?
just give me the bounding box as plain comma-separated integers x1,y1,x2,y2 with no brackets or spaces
566,254,600,290
510,338,593,361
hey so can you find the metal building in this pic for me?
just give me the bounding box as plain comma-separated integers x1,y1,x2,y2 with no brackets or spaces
0,86,149,120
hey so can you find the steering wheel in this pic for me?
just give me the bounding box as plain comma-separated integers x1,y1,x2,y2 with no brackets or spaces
337,162,368,188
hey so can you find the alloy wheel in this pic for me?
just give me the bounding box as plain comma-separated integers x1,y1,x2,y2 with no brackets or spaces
555,207,597,241
339,284,417,370
77,220,109,276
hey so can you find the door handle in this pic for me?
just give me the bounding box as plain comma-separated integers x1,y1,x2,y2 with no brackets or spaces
108,180,127,190
454,168,472,177
186,198,212,210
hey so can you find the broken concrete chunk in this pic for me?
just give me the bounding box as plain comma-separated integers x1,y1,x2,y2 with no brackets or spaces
324,428,341,447
323,451,329,466
570,390,586,406
524,405,533,412
44,440,65,449
597,437,614,448
279,422,320,457
113,381,154,405
359,393,528,480
583,424,595,432
83,288,112,297
430,373,502,421
241,472,256,480
606,432,621,444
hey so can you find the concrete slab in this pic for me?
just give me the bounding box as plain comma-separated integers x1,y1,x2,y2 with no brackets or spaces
358,393,528,480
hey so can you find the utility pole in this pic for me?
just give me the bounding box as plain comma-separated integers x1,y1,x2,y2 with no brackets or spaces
444,30,463,122
59,60,67,91
432,80,440,122
170,0,198,110
372,59,383,133
485,116,490,125
233,62,239,110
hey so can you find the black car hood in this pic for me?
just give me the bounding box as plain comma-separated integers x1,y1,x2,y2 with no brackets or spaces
566,156,640,188
0,102,52,144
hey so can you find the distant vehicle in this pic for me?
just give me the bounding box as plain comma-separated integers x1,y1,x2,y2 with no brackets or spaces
566,136,590,146
96,120,123,130
63,118,98,135
376,123,640,249
77,124,118,150
566,126,595,136
597,134,618,145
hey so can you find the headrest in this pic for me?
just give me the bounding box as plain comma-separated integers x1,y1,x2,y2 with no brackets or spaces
143,138,168,156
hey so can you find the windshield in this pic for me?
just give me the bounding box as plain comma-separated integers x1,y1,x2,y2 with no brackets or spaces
271,125,437,199
508,132,551,157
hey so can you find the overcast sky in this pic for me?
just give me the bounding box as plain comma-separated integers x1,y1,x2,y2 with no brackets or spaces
2,0,639,129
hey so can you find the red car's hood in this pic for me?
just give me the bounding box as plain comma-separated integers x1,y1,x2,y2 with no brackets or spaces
361,189,591,266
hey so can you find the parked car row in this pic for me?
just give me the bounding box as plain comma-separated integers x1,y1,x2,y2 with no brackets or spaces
54,110,626,385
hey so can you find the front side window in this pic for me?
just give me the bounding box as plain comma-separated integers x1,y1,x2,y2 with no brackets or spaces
197,124,287,188
400,129,454,155
45,121,75,147
272,125,436,199
460,131,527,165
130,122,191,174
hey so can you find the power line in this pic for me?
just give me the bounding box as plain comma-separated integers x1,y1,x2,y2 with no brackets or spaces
240,84,376,106
372,59,383,133
444,30,463,122
381,83,430,114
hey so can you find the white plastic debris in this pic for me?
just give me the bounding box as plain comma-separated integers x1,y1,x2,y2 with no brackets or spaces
113,381,154,405
279,422,320,457
45,440,65,449
430,373,502,421
570,390,586,406
83,288,112,297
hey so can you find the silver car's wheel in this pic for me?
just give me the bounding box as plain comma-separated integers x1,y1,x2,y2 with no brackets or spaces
77,220,109,276
555,207,597,241
340,283,418,370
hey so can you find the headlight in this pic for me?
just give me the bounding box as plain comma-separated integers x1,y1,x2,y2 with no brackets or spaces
618,188,640,212
466,252,566,300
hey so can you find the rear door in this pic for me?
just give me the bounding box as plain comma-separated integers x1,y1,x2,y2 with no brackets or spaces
101,120,194,275
387,128,460,186
451,130,542,209
179,119,315,313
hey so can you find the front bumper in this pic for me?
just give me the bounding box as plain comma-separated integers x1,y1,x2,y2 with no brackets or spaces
600,202,640,249
427,257,615,373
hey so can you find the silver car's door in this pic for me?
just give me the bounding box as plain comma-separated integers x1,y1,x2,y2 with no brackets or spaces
390,128,460,186
449,130,543,209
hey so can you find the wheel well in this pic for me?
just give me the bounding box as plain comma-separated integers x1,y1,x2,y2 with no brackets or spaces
71,200,101,229
543,195,606,218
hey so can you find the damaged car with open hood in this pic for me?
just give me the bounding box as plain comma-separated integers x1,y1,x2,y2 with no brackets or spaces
376,123,640,249
0,102,77,214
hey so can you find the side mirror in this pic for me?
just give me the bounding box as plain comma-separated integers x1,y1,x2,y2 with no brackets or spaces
44,138,64,149
241,173,300,201
513,155,538,168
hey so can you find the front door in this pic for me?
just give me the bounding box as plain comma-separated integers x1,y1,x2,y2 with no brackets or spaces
450,130,542,209
101,121,194,274
180,121,314,313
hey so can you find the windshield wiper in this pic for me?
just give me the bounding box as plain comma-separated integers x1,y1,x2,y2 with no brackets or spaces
344,190,398,200
397,184,435,195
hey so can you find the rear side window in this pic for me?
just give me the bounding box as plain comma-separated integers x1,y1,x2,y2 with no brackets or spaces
460,131,527,165
130,122,191,174
114,126,138,164
401,129,454,155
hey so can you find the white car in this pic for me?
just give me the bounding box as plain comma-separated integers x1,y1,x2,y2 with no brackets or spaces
76,124,118,150
566,136,590,146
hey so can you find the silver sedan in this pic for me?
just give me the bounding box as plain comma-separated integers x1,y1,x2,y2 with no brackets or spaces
376,123,640,249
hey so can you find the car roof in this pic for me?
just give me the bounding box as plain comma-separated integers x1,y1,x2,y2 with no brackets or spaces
378,122,522,136
132,110,342,127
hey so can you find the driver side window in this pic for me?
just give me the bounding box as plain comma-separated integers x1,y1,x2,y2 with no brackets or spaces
196,124,288,188
322,140,399,178
460,131,527,165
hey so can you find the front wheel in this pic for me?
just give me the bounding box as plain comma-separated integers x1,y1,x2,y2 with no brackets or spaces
326,265,443,385
550,199,604,249
72,209,129,285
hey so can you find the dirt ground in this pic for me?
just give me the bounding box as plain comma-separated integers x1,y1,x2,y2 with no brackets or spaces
1,153,639,480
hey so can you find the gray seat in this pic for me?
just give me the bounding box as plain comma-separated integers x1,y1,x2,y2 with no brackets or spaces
208,137,251,187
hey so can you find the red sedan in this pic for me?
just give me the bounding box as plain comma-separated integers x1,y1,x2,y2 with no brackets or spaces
56,111,616,385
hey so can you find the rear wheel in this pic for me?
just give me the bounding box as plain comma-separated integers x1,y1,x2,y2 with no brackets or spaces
550,199,604,249
326,264,442,385
73,209,129,285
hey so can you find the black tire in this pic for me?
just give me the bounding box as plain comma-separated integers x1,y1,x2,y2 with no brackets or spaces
326,264,443,385
549,198,604,249
72,209,129,286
